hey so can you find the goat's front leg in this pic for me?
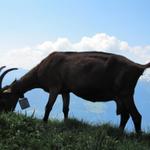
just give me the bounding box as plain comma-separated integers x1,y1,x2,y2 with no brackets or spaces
43,91,58,122
62,92,70,120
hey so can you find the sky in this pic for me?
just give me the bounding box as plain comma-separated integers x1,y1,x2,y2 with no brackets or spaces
0,0,150,48
0,0,150,70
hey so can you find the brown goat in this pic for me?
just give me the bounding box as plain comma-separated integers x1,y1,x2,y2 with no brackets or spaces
0,51,150,133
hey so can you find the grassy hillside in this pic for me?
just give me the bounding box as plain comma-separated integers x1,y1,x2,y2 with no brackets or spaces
0,113,150,150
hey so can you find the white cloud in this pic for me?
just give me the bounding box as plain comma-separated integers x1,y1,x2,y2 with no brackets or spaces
37,38,72,51
0,33,150,80
0,47,44,69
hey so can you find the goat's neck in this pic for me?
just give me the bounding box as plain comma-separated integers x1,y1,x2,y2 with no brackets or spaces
13,67,40,95
19,76,39,93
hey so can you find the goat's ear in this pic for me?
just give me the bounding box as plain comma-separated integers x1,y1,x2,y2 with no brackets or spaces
3,88,12,93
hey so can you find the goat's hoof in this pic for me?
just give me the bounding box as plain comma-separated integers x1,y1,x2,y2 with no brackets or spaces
64,118,68,122
43,118,48,123
136,131,143,136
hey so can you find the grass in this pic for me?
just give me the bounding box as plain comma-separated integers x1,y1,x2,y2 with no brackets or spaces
0,112,150,150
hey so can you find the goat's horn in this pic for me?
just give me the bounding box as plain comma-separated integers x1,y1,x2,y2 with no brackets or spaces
0,68,18,89
0,66,6,72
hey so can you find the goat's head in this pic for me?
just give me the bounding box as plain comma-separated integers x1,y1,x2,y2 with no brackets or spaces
0,66,19,112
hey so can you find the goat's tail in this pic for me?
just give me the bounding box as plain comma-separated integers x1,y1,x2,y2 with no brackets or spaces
143,62,150,69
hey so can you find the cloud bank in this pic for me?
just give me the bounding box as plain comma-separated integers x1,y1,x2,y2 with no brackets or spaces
0,33,150,80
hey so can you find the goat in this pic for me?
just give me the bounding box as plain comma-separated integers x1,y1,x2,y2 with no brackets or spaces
0,51,150,133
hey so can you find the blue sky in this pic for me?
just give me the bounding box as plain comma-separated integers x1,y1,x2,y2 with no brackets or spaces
0,0,150,51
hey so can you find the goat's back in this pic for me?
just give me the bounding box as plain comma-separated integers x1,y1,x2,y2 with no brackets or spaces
37,51,144,99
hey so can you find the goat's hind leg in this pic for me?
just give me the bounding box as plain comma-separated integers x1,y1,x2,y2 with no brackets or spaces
124,96,142,133
116,100,130,132
119,110,130,132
